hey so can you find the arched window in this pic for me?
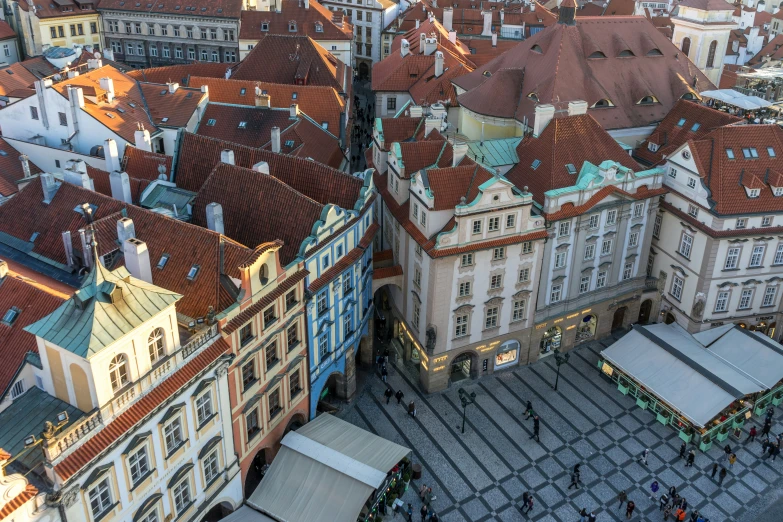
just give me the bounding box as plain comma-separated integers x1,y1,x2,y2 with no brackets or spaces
260,264,269,285
148,328,165,363
706,40,718,68
681,37,691,57
109,355,129,392
681,92,697,100
531,44,543,54
592,99,614,108
638,95,658,105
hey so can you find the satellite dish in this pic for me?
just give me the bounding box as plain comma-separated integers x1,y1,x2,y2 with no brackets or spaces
94,51,101,58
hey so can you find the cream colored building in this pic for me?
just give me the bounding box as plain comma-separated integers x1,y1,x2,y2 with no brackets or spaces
671,0,737,85
5,0,102,58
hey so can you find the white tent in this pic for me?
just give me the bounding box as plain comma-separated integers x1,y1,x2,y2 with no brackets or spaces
601,323,783,427
699,89,772,109
248,413,410,522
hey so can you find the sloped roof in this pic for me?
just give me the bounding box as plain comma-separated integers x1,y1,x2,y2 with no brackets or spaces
427,164,494,210
121,146,173,181
125,62,230,85
506,114,640,203
86,165,151,204
749,34,783,65
678,0,735,10
0,21,15,40
634,100,742,165
239,0,353,41
0,63,39,96
24,255,182,358
0,139,42,197
139,84,206,128
454,16,714,131
396,138,453,176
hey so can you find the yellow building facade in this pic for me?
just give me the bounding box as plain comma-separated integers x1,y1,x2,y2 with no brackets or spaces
7,0,102,58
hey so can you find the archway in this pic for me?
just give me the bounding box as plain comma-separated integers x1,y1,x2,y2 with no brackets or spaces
201,501,234,522
611,307,628,331
244,448,268,499
359,62,369,79
316,372,344,414
575,315,597,343
451,352,474,382
284,413,307,435
664,312,676,325
540,326,562,355
638,300,653,325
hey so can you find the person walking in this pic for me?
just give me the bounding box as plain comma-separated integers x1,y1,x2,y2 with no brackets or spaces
639,448,651,466
588,512,597,522
680,498,688,512
729,453,737,468
763,443,775,460
650,480,660,500
762,421,771,438
429,512,439,522
395,390,405,404
524,401,533,419
520,494,534,514
522,491,529,509
420,504,428,521
408,400,417,418
659,493,669,511
579,508,588,522
722,444,732,463
530,416,540,442
617,490,628,510
663,504,672,521
423,487,436,505
773,443,781,462
718,467,728,485
381,366,388,383
690,511,699,522
711,462,718,479
686,450,695,467
419,484,428,501
668,485,677,499
675,507,686,522
749,425,758,443
679,442,686,459
568,470,581,490
406,503,413,522
625,500,636,519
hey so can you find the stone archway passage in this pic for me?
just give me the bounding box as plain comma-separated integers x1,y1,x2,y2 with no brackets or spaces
244,448,268,499
359,62,370,79
612,306,628,331
201,501,235,522
664,312,676,325
638,299,653,325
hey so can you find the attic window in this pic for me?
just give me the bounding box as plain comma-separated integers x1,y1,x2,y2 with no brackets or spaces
0,150,6,156
285,139,295,147
160,90,167,95
681,92,697,101
29,232,39,242
531,159,541,170
5,70,12,75
768,147,776,157
676,118,686,127
105,112,116,118
292,92,298,99
238,121,248,129
726,149,735,159
186,264,200,280
592,99,613,108
321,122,328,129
240,88,246,95
749,188,761,198
742,147,758,158
588,51,606,59
207,118,216,126
157,254,169,269
161,117,169,123
618,49,635,57
531,44,543,54
691,123,700,131
1,307,20,326
638,96,658,105
129,102,137,108
566,164,577,175
483,71,492,77
289,22,297,32
315,22,323,32
528,92,538,102
261,22,269,31
117,107,125,113
647,48,663,56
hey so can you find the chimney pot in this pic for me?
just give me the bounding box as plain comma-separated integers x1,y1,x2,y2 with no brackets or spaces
401,39,411,57
533,104,555,137
134,128,152,152
104,138,121,173
124,238,153,283
99,77,115,103
167,82,179,93
567,100,588,116
252,161,270,174
290,104,299,118
110,171,133,203
19,155,31,178
271,126,281,153
116,217,135,244
206,202,225,234
434,51,444,77
221,149,235,165
41,173,58,204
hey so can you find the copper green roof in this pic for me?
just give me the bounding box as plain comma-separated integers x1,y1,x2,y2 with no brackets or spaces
24,255,182,358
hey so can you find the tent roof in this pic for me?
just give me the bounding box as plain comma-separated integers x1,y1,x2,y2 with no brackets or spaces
248,414,410,522
220,506,276,522
601,323,783,427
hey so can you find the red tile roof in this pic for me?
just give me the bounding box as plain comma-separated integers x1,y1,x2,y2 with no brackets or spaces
121,146,173,181
308,223,378,291
0,274,64,400
19,56,58,79
0,484,37,519
54,336,230,482
0,63,39,97
678,0,735,10
377,117,425,149
634,100,742,165
0,20,16,40
373,249,393,263
126,63,230,85
96,0,241,18
427,164,494,210
396,138,453,177
175,132,362,208
454,16,713,132
749,34,783,65
374,265,403,279
546,184,668,220
239,0,353,41
16,0,97,18
86,165,150,204
139,84,206,128
661,199,783,237
506,114,640,203
0,139,42,197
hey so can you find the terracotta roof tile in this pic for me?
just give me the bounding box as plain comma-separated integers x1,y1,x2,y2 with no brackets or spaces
373,249,393,263
222,268,308,333
126,63,230,85
546,185,668,220
198,104,294,147
308,223,378,291
427,164,494,210
0,20,16,40
377,117,424,149
0,63,39,97
0,139,42,197
662,200,783,237
54,336,230,481
19,56,58,79
96,0,241,18
86,165,150,204
396,139,453,176
0,275,64,399
139,84,206,128
121,146,173,181
239,0,353,41
374,265,403,279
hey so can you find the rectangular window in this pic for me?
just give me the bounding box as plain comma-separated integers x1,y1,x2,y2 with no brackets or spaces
522,242,533,254
555,251,567,268
670,275,684,301
50,27,57,38
57,26,64,37
558,222,570,237
472,220,482,234
318,334,329,357
485,307,498,329
210,28,217,39
188,48,195,60
342,272,351,292
606,210,617,226
678,233,693,258
239,323,253,346
344,313,353,337
411,267,421,288
412,302,420,328
265,341,279,370
763,286,778,307
89,479,112,517
490,274,502,289
623,262,633,280
725,247,740,269
687,204,699,217
150,45,157,57
579,275,590,294
135,22,142,34
196,391,213,425
163,47,171,58
633,203,644,218
461,253,473,267
286,290,297,310
518,268,530,283
91,22,97,34
455,315,468,337
161,25,168,36
30,106,38,120
488,217,500,231
129,447,150,484
629,232,639,248
588,214,599,229
246,409,259,439
173,478,191,514
420,211,427,226
550,284,562,303
748,245,765,267
269,388,281,418
601,239,613,256
596,271,607,289
289,369,301,395
762,216,773,227
512,299,526,321
653,214,662,238
242,361,255,390
70,24,76,37
506,214,516,228
203,450,219,485
316,292,327,315
774,244,783,265
736,218,747,229
413,203,418,219
715,291,729,312
58,112,67,126
493,247,505,260
738,288,753,309
175,47,183,58
687,178,697,189
163,417,184,454
263,306,276,327
287,324,298,350
386,97,396,111
669,167,677,178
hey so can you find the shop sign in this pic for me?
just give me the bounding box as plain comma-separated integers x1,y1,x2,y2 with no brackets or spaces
601,362,614,377
482,359,488,372
757,316,774,321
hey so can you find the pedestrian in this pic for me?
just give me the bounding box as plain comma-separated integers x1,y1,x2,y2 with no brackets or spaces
408,400,416,417
762,422,771,437
579,508,588,522
639,448,650,466
524,400,533,419
729,453,736,468
767,405,775,421
385,388,393,404
588,512,597,522
762,438,770,456
675,507,686,522
679,442,686,459
690,511,698,522
395,390,404,404
384,347,390,364
377,354,384,368
406,503,413,522
419,484,428,501
522,491,529,508
711,462,718,479
420,504,428,521
718,467,727,485
520,494,534,514
774,443,781,462
530,416,540,442
650,480,660,500
722,444,732,463
429,512,439,522
680,498,688,511
763,444,775,460
669,485,677,498
686,450,695,467
659,493,669,511
749,425,757,443
617,490,628,510
382,366,388,382
568,470,580,490
664,504,672,521
625,500,636,519
423,487,436,505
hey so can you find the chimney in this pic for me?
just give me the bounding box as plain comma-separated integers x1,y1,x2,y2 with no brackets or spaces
124,238,152,283
252,161,270,174
0,260,7,279
567,100,588,116
271,126,281,153
453,141,468,167
290,104,299,118
424,116,440,137
201,85,209,95
401,39,410,57
221,149,235,165
443,7,454,30
19,155,31,178
61,231,74,268
41,173,58,204
531,1,536,11
63,161,94,190
434,51,444,77
304,0,309,7
79,228,92,268
533,104,555,137
481,10,492,36
500,8,505,24
87,58,102,70
116,217,135,244
419,32,426,53
416,18,420,29
492,32,498,47
66,69,79,79
134,126,152,152
423,36,437,55
409,105,423,118
167,82,179,93
255,87,271,108
103,48,115,61
558,0,576,25
104,138,121,172
431,0,437,6
206,202,225,234
109,171,133,203
448,30,457,44
99,77,115,103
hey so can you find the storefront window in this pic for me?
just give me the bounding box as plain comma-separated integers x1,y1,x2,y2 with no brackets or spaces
540,326,562,354
575,315,597,343
495,340,519,367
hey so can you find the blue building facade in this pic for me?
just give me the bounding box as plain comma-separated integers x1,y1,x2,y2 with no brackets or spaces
302,170,377,418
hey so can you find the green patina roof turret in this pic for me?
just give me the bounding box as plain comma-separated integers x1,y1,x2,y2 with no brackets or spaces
24,246,182,358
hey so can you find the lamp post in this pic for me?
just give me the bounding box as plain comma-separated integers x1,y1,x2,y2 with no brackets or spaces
552,349,570,392
458,388,477,434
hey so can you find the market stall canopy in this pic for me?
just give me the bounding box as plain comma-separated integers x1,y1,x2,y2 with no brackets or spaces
600,323,783,427
699,89,772,108
248,413,411,522
219,506,276,522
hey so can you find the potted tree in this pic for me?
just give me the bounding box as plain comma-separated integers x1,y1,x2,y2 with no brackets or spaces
732,415,745,430
402,472,411,492
755,399,768,417
656,409,671,426
773,391,783,406
699,433,713,452
679,426,694,443
716,424,729,442
618,377,630,395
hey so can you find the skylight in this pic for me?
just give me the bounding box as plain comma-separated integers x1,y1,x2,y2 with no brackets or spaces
186,264,200,280
161,117,169,123
0,150,6,156
726,149,734,159
676,118,686,127
566,164,577,175
531,159,541,170
1,307,19,326
742,147,759,159
240,88,246,95
238,121,247,129
285,140,295,147
292,92,298,99
207,118,216,126
769,147,776,157
157,254,169,269
691,123,701,131
29,232,39,242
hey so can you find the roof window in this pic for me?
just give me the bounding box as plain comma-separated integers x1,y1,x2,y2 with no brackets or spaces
116,107,125,113
618,49,635,57
187,264,200,280
289,22,297,32
315,22,323,32
105,112,116,118
681,92,697,100
261,22,269,31
676,118,686,127
160,90,167,95
638,95,657,105
2,307,20,326
691,123,700,131
157,254,169,269
646,48,663,56
5,69,13,75
592,99,613,108
566,164,577,175
531,44,543,54
742,147,758,158
768,147,776,157
726,148,734,159
285,139,295,147
129,102,137,108
588,51,606,59
238,121,247,129
749,188,761,198
321,122,328,129
483,70,491,77
207,118,216,126
161,117,169,123
240,88,246,95
0,150,6,156
292,92,298,99
531,159,541,170
29,232,39,242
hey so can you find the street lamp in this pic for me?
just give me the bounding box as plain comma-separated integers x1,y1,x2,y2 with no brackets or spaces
552,349,570,392
458,388,477,434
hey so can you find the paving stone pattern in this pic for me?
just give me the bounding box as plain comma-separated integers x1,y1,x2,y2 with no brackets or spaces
339,337,783,522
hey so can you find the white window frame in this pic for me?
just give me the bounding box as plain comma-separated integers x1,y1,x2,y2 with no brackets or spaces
588,214,599,229
653,214,662,238
128,445,150,485
461,253,473,266
763,286,778,307
715,291,729,312
490,274,503,289
629,232,639,248
518,267,530,283
670,275,684,301
458,281,471,297
725,247,740,269
579,276,590,294
600,239,612,256
455,314,468,337
749,245,765,267
584,243,595,261
472,220,481,234
485,306,498,329
774,244,783,265
163,416,184,455
738,288,754,310
512,299,526,321
172,476,192,514
596,271,607,289
88,478,113,518
195,390,213,426
606,209,617,226
633,203,644,218
622,262,633,281
678,233,693,258
558,221,570,237
488,217,500,232
555,251,567,268
550,284,563,303
203,449,220,485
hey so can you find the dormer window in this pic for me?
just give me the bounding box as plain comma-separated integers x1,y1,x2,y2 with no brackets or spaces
768,147,776,157
531,159,541,170
157,254,169,269
240,88,246,95
292,92,298,99
261,22,269,31
648,142,659,153
315,22,323,32
749,188,761,198
618,49,634,57
588,51,606,58
592,99,614,108
1,307,19,326
566,164,577,175
775,187,783,196
483,71,491,77
681,92,697,100
647,48,663,56
187,264,200,280
206,119,216,126
531,44,543,54
528,92,538,102
289,21,297,32
638,95,657,105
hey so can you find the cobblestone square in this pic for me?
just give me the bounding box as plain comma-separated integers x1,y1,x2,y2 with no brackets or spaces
339,336,783,521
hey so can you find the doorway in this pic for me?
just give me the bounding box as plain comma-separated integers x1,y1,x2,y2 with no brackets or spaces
451,353,473,382
540,326,562,355
359,62,369,79
664,312,676,325
612,306,628,331
244,448,268,499
638,300,652,325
